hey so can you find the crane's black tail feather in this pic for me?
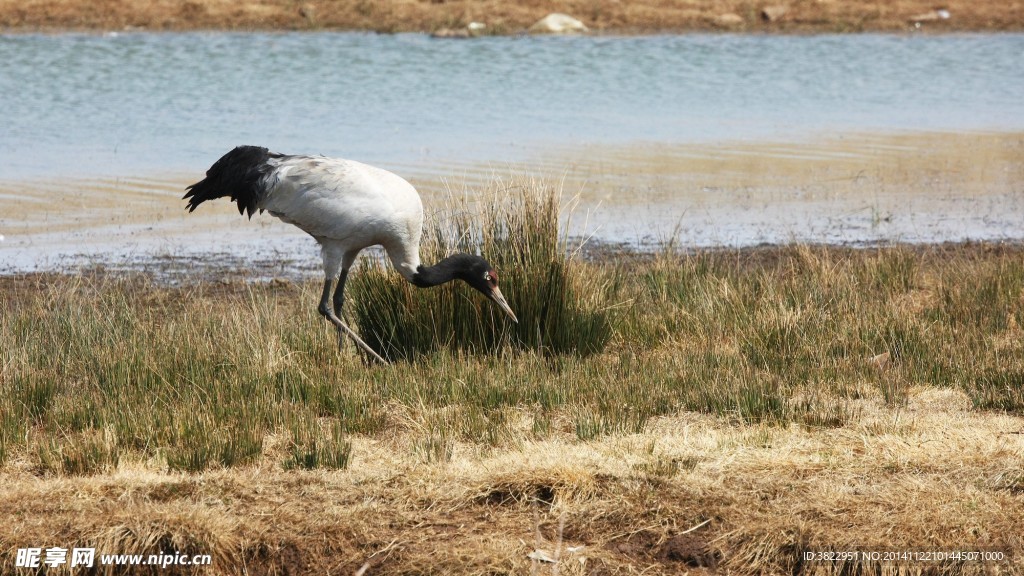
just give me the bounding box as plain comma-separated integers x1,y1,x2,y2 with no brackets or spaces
184,145,282,218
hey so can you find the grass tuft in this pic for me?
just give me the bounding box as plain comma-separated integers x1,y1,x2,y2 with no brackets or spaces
283,417,352,470
350,177,617,361
968,369,1024,412
59,428,121,475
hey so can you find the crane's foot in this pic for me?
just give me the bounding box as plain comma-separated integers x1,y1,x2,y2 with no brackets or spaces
318,275,385,364
318,305,387,364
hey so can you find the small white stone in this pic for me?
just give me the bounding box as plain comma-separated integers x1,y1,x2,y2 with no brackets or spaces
529,13,589,34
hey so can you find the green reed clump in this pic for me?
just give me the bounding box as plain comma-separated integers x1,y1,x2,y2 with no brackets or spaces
412,429,455,464
165,414,264,472
283,416,352,470
967,370,1024,412
928,251,1024,332
791,390,858,429
673,368,791,425
36,428,121,476
0,396,17,467
349,178,617,361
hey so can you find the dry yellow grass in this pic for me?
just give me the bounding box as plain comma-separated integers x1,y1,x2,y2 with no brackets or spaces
1,385,1021,574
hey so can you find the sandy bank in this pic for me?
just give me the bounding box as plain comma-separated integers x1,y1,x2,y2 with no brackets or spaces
1,0,1022,34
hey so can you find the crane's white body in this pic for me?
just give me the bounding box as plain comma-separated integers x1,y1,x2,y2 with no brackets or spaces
185,145,517,363
258,155,425,281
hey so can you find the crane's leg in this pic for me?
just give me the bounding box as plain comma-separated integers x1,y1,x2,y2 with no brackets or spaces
333,268,348,318
318,277,386,364
318,245,386,364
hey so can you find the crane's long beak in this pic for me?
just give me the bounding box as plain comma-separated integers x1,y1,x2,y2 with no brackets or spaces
490,286,518,323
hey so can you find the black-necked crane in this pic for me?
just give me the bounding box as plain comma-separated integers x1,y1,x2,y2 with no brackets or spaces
184,145,518,364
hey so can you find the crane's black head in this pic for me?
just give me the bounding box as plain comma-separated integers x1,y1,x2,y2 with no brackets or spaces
412,253,518,323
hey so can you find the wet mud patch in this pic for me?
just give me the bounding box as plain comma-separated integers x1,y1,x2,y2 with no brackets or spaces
658,532,721,568
479,482,557,507
604,528,721,571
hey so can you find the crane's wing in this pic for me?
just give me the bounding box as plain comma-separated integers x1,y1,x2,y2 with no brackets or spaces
258,155,424,248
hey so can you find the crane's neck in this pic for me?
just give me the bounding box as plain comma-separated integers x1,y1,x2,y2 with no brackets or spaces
384,241,422,282
409,254,466,288
388,248,483,289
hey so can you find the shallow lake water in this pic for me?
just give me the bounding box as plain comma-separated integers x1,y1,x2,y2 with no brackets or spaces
1,32,1022,276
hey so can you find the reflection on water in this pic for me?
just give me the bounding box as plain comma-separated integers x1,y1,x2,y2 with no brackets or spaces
539,132,1024,247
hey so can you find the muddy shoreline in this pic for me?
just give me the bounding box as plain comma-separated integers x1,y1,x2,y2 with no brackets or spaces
4,239,1022,289
1,0,1022,34
2,131,1022,279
